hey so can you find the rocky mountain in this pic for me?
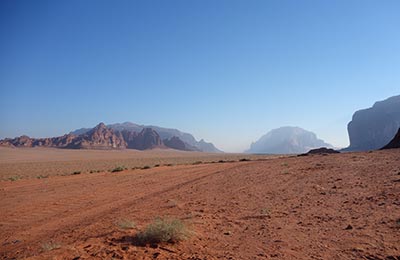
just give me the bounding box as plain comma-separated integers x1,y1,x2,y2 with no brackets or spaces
124,128,163,150
70,122,222,153
381,128,400,150
246,126,332,154
344,95,400,151
163,136,200,151
68,123,127,149
0,122,220,152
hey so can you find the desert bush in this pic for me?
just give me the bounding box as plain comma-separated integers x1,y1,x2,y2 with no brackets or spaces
36,175,49,179
8,176,21,181
136,217,190,244
239,158,250,162
72,171,81,175
192,161,203,165
142,165,151,170
111,166,124,173
154,164,160,167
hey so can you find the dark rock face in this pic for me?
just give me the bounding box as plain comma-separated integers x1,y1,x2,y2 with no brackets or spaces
299,147,340,156
130,128,163,150
246,126,332,154
345,95,400,151
164,136,199,151
381,128,400,150
70,123,127,149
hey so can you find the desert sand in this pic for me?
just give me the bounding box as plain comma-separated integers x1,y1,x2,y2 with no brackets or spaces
0,149,399,259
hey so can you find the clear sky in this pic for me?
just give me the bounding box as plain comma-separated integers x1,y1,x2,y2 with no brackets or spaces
1,0,399,152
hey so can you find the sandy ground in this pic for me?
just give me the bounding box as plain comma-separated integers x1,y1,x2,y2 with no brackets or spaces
0,149,399,259
0,147,271,180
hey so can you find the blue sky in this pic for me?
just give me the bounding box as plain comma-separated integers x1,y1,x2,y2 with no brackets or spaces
0,0,399,152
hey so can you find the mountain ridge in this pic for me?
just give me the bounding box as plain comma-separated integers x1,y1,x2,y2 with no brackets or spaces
0,122,222,153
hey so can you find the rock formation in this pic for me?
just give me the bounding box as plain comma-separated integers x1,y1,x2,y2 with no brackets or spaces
70,121,222,152
345,95,400,151
163,136,200,151
381,128,400,150
0,123,204,152
299,147,340,156
246,126,332,154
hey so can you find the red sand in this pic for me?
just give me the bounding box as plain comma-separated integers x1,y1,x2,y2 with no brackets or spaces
1,149,399,259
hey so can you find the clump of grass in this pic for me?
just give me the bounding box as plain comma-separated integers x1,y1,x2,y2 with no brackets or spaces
8,176,21,181
142,165,151,170
192,161,203,165
111,166,125,173
260,208,270,216
117,219,136,230
72,171,81,175
281,162,288,167
136,217,191,245
41,242,61,251
282,170,290,175
36,175,49,179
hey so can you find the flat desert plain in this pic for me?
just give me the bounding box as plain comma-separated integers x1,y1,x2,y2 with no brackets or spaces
0,148,399,259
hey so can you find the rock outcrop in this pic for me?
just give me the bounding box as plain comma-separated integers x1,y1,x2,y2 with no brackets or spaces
128,128,163,150
299,147,340,156
345,95,400,151
163,136,199,151
69,123,127,149
246,126,332,154
381,128,400,150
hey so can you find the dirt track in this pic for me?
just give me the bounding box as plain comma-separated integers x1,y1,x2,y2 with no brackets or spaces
1,150,400,259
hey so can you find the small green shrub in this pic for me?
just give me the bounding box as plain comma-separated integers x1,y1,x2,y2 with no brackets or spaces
136,217,191,244
36,175,49,179
8,176,21,181
192,161,203,165
111,166,124,173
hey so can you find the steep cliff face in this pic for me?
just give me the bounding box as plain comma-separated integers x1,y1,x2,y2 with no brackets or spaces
163,136,200,151
70,123,127,149
381,128,400,150
126,128,163,150
0,123,127,150
246,126,332,154
345,95,400,151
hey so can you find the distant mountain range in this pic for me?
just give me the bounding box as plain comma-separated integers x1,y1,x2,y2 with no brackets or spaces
344,95,400,151
0,122,223,153
246,126,332,154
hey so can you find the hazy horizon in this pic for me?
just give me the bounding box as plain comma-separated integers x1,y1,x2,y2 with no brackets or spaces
1,1,399,152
